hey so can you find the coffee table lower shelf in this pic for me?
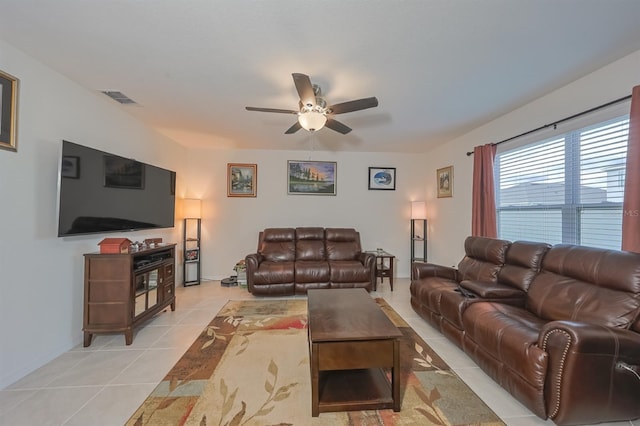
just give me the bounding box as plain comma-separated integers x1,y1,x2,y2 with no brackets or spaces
316,368,396,414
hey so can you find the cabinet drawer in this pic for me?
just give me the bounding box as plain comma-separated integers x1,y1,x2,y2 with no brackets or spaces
163,263,174,279
163,283,174,299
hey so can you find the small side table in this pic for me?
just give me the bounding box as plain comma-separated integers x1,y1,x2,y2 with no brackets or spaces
367,251,396,291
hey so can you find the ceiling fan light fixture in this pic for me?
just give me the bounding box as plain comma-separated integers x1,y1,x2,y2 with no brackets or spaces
298,110,327,132
245,73,378,135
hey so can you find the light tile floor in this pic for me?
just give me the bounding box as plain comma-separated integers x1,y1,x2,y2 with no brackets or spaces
0,279,637,425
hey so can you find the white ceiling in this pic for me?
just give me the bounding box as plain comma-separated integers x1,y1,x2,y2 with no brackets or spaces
2,0,640,153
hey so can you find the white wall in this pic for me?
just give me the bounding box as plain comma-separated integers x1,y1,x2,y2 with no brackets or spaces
0,40,187,388
183,149,427,280
422,49,640,267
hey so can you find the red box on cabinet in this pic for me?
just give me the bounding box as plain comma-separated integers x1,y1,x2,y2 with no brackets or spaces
98,238,132,254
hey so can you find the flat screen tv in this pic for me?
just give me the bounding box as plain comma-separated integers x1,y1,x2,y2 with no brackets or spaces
57,140,176,237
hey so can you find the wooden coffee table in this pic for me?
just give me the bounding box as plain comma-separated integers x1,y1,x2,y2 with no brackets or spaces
307,288,402,416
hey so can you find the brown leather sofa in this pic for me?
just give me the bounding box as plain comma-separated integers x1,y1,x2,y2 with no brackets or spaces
410,236,640,425
245,227,375,296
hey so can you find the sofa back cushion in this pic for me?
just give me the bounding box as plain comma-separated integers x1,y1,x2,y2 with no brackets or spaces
325,228,361,261
457,236,510,282
258,228,296,262
295,227,326,261
527,245,640,329
498,241,551,291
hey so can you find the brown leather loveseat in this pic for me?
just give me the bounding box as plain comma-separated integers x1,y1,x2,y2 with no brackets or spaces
245,227,375,296
410,236,640,425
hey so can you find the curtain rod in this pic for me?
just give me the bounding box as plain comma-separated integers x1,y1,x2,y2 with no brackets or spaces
465,94,632,156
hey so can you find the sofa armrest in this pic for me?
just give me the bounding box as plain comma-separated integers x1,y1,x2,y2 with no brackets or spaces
358,252,376,288
358,251,376,268
245,253,263,292
412,262,458,281
245,252,263,268
459,280,526,301
539,321,640,425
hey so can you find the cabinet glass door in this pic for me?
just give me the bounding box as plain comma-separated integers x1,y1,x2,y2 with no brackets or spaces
147,269,159,309
134,269,159,317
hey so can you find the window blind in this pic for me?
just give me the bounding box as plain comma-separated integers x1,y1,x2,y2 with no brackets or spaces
496,115,629,250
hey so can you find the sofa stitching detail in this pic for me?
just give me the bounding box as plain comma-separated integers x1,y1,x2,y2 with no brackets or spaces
541,328,572,419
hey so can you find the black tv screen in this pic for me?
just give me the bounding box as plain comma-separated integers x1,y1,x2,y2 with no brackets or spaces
57,140,176,237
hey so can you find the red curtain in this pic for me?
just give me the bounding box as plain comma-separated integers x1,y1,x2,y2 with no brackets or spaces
472,143,498,237
622,85,640,253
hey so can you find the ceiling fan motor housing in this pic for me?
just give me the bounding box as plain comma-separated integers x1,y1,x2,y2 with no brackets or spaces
301,96,326,113
245,73,378,134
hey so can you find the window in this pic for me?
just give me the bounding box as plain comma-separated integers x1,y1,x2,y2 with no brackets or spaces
495,115,629,250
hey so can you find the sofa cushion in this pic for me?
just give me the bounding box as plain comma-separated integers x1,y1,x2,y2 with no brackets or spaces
439,289,474,330
329,260,370,282
527,271,640,329
325,228,361,261
252,261,295,284
412,277,458,311
463,302,548,387
457,236,510,282
297,240,325,261
542,245,640,293
527,245,640,329
296,227,325,240
296,227,326,261
259,228,296,262
295,260,330,283
498,241,551,291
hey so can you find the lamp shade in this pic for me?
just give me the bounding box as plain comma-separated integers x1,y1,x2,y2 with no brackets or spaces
183,198,201,219
411,201,426,220
298,111,327,131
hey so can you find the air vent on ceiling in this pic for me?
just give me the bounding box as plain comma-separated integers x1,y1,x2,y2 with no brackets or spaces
101,91,137,105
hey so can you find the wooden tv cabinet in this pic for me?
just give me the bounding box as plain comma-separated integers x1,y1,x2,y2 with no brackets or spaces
83,243,176,346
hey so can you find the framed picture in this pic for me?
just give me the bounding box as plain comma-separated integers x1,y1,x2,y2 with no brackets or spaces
368,167,396,190
227,163,257,197
288,160,336,195
0,70,19,152
61,155,80,179
437,165,453,198
104,155,145,189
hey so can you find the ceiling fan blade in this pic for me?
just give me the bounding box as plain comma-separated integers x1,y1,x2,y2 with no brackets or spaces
285,121,302,134
325,118,352,134
327,97,379,114
292,73,316,108
246,106,298,114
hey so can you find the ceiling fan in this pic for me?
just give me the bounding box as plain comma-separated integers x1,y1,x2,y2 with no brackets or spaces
245,73,378,134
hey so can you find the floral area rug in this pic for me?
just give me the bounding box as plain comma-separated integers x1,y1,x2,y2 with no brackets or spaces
127,298,504,426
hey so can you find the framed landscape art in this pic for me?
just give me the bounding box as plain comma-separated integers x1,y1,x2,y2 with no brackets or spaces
437,165,453,198
288,160,336,195
368,167,396,190
0,70,19,152
227,163,257,197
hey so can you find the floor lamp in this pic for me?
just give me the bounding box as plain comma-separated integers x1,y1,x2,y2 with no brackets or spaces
411,201,427,278
183,199,201,286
